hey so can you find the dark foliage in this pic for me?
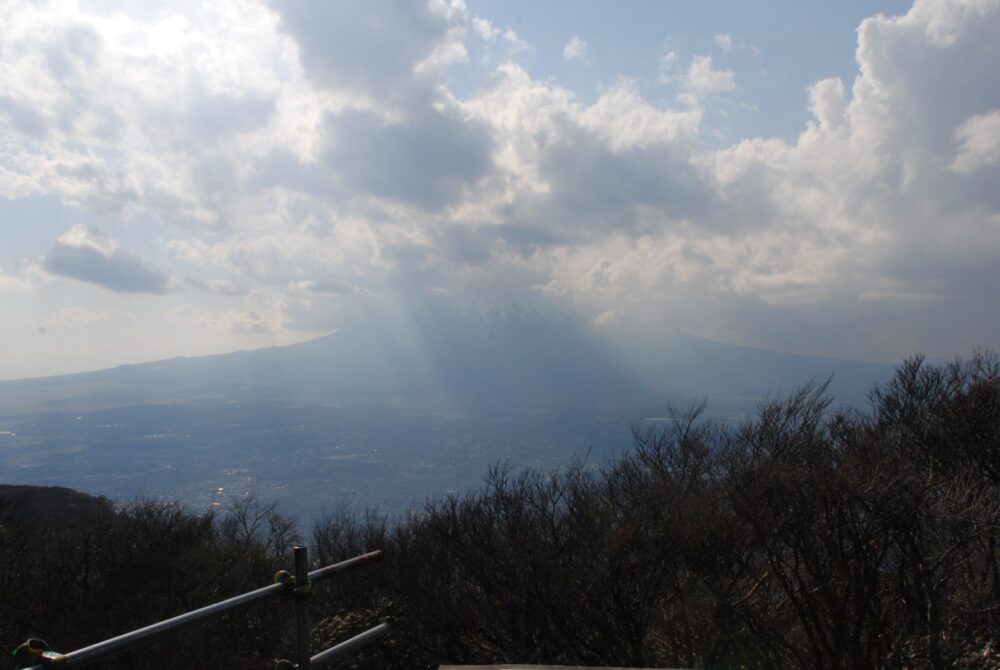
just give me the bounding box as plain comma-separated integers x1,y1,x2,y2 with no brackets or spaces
0,486,114,528
312,353,1000,669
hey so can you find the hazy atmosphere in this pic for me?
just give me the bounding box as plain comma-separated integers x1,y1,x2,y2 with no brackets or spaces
3,0,998,381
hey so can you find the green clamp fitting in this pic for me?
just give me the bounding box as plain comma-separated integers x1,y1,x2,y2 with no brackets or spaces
275,659,295,670
275,569,310,594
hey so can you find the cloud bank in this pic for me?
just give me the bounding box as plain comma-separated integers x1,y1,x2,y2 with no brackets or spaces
0,0,998,371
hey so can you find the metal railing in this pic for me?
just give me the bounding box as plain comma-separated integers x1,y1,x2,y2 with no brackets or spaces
21,547,386,670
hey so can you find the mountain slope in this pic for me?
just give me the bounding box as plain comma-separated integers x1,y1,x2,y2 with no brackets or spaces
0,312,891,416
0,313,894,521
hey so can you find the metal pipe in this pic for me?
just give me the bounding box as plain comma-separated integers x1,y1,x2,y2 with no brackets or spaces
308,549,382,583
56,582,286,668
23,550,383,670
309,623,390,669
294,546,312,670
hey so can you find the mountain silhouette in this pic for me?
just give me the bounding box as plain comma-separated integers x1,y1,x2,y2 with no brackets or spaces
0,307,891,417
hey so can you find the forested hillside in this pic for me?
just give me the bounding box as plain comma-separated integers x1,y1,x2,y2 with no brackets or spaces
3,354,999,669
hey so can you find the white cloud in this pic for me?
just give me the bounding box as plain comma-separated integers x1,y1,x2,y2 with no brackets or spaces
676,0,1000,355
714,33,733,52
808,77,848,130
685,55,736,93
472,17,530,55
451,0,1000,360
563,35,589,62
0,265,31,291
656,50,679,83
471,17,499,40
579,79,701,150
1,0,999,374
952,109,1000,173
659,52,737,97
0,0,327,227
501,28,531,55
461,63,710,244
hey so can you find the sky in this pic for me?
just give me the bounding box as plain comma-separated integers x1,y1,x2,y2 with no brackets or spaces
1,0,999,380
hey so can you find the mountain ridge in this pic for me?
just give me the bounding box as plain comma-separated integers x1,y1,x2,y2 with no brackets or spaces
0,319,895,417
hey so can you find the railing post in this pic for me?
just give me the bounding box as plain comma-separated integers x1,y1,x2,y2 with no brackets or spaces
294,546,312,670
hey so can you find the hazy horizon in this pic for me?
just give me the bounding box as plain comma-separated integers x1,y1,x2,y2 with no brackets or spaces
0,303,903,385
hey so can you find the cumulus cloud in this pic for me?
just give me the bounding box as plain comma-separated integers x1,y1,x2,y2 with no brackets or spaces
657,52,736,98
0,0,321,229
457,64,710,248
436,0,1000,360
261,0,498,214
268,0,466,102
579,80,701,148
320,104,494,209
563,35,589,62
1,0,999,369
234,0,1000,358
685,55,736,93
471,17,530,55
42,225,170,294
808,77,848,130
952,110,1000,173
663,0,1000,355
656,51,680,84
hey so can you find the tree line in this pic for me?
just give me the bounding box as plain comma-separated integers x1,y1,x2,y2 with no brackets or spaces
3,353,1000,669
